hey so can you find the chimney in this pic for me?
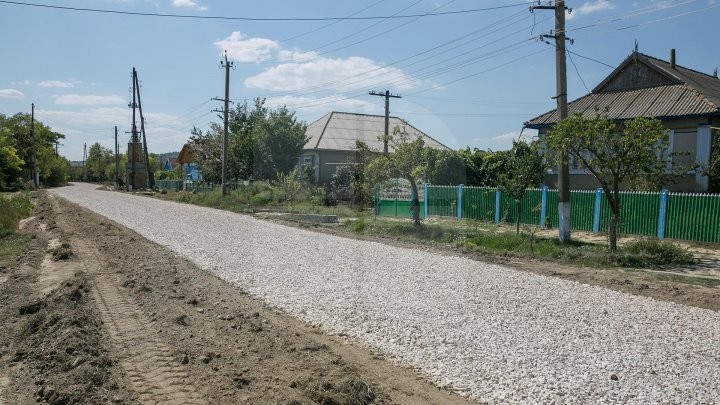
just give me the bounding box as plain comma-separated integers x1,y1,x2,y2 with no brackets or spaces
670,48,676,69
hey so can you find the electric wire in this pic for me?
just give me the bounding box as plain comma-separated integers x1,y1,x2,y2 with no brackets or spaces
0,0,534,21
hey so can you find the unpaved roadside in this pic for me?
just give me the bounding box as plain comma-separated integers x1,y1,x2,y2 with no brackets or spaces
0,191,472,404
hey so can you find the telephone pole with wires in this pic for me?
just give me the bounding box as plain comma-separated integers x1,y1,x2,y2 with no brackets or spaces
213,50,234,195
531,0,572,243
369,90,401,154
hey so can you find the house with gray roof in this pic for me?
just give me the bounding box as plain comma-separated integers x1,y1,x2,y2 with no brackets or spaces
299,111,449,184
525,50,720,192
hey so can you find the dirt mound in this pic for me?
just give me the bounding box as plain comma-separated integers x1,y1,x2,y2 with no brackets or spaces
10,274,129,404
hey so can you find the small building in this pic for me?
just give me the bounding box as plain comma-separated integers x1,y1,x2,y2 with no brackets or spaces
177,144,201,181
161,157,180,171
299,111,450,184
525,50,720,192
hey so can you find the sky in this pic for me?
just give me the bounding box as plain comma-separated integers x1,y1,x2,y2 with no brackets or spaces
0,0,718,161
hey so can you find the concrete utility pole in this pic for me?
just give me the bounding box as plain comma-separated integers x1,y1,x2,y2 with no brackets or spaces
114,126,119,190
532,0,571,243
369,90,401,154
213,50,234,195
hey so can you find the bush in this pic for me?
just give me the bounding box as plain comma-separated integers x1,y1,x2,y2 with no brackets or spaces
0,194,33,236
622,239,695,266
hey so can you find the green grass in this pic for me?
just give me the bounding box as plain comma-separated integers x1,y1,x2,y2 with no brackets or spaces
158,187,367,218
0,193,33,236
0,233,33,268
342,216,698,269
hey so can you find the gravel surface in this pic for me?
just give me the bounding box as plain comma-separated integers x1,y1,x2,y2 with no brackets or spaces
52,184,720,404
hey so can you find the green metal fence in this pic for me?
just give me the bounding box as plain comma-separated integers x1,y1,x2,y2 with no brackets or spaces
377,184,720,244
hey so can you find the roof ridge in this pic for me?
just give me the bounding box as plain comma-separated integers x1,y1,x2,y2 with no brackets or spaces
314,111,333,149
638,52,719,80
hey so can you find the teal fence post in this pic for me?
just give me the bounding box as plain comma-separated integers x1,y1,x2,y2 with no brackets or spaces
457,184,464,220
657,189,668,240
539,186,548,227
375,187,379,216
494,189,501,223
424,183,429,219
592,188,603,233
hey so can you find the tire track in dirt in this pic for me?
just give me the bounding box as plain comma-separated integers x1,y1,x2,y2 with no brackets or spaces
92,275,206,404
46,194,206,404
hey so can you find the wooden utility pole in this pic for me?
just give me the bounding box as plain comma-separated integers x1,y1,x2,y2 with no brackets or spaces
30,103,38,186
114,126,119,190
369,90,401,154
213,51,233,195
134,71,154,189
532,0,571,243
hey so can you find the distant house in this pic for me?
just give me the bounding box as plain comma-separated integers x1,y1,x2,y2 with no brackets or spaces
161,157,180,171
177,144,201,181
299,111,450,184
525,50,720,192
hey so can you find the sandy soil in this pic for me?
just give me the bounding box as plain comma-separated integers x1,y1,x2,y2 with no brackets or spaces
0,192,473,404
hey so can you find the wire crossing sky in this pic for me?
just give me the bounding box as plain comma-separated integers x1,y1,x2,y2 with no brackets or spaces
0,0,717,160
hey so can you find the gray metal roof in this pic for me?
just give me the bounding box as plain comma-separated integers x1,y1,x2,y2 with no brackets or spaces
304,111,450,151
526,52,720,128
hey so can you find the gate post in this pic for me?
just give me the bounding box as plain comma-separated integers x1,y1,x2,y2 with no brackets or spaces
457,184,464,220
539,186,548,227
494,189,501,224
424,182,429,219
657,189,669,240
592,188,603,233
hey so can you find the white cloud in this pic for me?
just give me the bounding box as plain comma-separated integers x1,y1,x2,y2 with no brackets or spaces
11,80,31,86
265,95,375,114
0,89,24,98
277,50,319,63
246,55,418,92
54,94,125,106
171,0,207,11
38,80,75,88
472,129,538,151
567,0,615,19
214,32,279,63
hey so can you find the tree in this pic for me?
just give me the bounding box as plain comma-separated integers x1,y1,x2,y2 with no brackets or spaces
189,99,308,183
367,125,427,226
497,141,545,234
425,148,465,185
0,132,24,189
544,112,669,250
706,128,720,193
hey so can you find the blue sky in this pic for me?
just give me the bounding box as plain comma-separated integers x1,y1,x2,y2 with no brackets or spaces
1,0,718,160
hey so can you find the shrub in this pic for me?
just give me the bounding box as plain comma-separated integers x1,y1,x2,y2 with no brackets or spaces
622,239,695,266
0,194,33,236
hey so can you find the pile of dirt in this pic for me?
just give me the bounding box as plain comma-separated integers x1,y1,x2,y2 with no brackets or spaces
11,273,127,404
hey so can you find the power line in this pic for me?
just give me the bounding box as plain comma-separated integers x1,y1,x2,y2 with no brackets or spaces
0,0,534,21
566,50,590,93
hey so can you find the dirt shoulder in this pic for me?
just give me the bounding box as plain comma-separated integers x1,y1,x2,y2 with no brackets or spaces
257,215,720,312
0,191,474,404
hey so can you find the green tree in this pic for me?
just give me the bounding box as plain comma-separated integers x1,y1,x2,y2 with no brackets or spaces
84,142,114,182
367,125,427,226
0,132,25,189
497,141,545,234
425,148,465,185
544,112,669,250
189,99,308,183
706,128,720,193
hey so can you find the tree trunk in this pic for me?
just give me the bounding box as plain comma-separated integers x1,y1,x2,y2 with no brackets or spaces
515,199,521,235
608,188,621,251
408,177,421,226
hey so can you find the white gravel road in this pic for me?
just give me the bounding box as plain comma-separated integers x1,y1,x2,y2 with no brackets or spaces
52,184,720,404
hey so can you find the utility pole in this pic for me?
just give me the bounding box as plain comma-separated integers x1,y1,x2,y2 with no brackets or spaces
129,68,139,190
114,126,119,190
83,143,87,166
369,90,401,154
30,103,38,186
532,0,571,243
213,50,234,195
134,71,153,189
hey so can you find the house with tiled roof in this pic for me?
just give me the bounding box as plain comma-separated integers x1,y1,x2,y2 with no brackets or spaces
299,112,450,184
525,50,720,192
